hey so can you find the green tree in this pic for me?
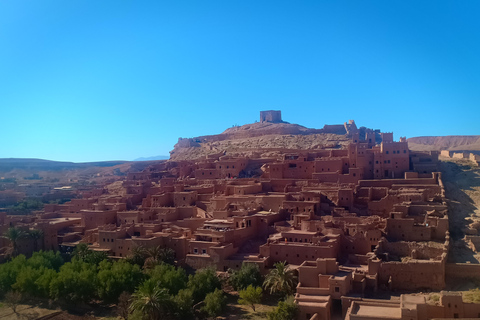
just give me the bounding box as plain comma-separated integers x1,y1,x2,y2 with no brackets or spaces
28,229,44,252
27,250,64,271
229,263,263,290
2,227,27,256
97,260,144,303
35,268,58,298
238,285,262,312
201,288,226,318
0,255,26,294
267,296,298,320
9,199,43,214
263,262,297,297
147,264,187,295
129,280,172,320
49,259,98,303
173,288,194,319
12,266,44,296
187,267,221,303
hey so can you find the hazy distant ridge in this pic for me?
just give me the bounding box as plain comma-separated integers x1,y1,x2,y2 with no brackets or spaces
133,155,169,161
407,135,480,151
0,158,128,171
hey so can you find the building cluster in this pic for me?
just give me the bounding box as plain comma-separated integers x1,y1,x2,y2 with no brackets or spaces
1,112,472,320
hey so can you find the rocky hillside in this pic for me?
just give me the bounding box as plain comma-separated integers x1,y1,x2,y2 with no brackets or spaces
169,121,354,160
408,136,480,152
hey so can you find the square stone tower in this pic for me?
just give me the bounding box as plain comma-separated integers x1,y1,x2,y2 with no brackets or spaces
260,110,282,123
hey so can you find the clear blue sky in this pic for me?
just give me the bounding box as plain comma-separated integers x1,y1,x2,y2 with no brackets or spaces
1,1,479,162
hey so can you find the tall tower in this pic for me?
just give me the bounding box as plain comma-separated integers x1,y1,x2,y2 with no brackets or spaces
260,110,282,123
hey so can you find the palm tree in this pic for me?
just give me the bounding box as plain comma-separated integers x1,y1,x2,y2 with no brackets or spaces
29,229,44,252
72,242,91,261
263,261,298,297
129,280,172,319
157,247,175,265
3,227,27,256
127,245,147,267
144,246,176,268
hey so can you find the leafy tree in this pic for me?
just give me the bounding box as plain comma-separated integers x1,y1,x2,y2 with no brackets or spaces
201,288,226,318
97,260,144,303
9,199,43,214
49,259,98,303
129,280,172,320
29,229,44,252
238,285,262,312
187,267,221,303
12,266,44,296
173,288,194,319
2,227,27,256
229,263,263,290
147,264,187,295
35,268,58,298
267,296,298,320
0,255,26,294
27,250,64,271
263,262,297,297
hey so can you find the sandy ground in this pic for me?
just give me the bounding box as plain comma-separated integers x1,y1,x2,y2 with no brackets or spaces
439,158,480,263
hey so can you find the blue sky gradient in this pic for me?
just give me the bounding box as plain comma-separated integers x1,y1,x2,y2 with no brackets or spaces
1,1,479,162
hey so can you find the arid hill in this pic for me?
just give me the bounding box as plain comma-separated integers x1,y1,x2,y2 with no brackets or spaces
169,121,360,160
0,158,164,184
408,136,480,152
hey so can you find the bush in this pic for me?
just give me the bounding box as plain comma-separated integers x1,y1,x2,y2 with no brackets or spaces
267,296,298,320
229,263,263,290
238,285,262,311
202,288,226,318
187,267,221,303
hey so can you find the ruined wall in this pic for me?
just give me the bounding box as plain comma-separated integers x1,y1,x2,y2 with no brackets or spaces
445,263,480,281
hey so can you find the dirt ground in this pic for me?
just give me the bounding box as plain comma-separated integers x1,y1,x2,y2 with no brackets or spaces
439,158,480,263
0,301,117,320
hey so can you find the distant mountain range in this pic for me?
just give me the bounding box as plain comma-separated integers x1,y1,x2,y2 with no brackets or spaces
0,157,169,173
407,136,480,152
0,158,129,171
133,155,169,161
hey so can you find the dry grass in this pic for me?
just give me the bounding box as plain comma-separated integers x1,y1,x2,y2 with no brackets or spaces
220,292,277,320
463,289,480,304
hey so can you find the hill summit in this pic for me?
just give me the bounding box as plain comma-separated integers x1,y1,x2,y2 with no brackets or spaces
169,110,376,160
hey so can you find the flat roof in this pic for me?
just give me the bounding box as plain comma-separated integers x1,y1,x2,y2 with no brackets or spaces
354,304,401,319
